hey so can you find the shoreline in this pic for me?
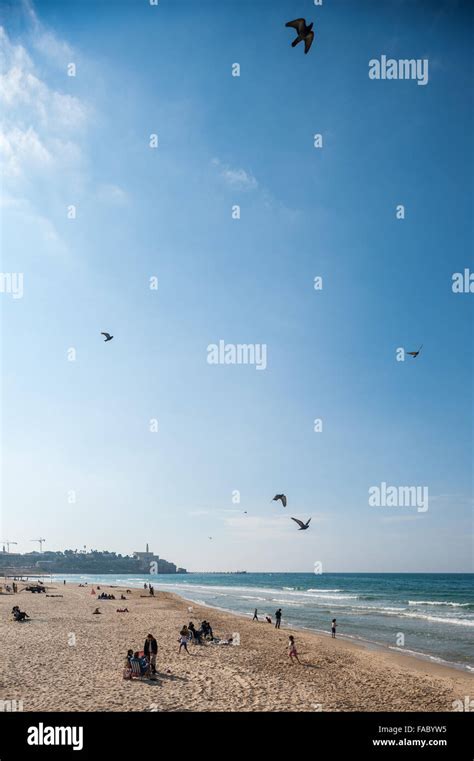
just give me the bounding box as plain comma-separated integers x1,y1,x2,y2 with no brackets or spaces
39,573,473,677
166,587,474,679
1,581,472,712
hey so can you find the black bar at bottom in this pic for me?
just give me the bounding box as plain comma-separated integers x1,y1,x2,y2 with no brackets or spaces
0,711,472,759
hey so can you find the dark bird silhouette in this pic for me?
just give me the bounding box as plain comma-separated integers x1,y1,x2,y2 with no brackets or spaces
101,332,113,342
291,517,311,531
272,494,287,507
285,18,314,54
407,345,423,358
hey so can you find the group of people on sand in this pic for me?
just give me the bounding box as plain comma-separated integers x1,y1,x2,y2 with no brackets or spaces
178,620,214,653
252,608,282,627
251,608,340,665
1,582,18,594
124,634,159,679
143,583,155,596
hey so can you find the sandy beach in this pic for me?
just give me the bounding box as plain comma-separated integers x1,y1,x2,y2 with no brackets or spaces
1,582,472,712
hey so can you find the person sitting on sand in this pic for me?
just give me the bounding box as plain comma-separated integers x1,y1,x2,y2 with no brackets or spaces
120,594,127,600
93,608,101,615
331,618,337,638
12,606,29,622
288,635,300,664
265,615,272,624
178,627,191,655
138,652,150,676
201,621,214,640
188,622,202,644
116,608,129,613
130,652,142,674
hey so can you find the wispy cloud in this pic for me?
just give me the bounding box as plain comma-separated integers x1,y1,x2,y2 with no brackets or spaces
211,157,258,190
0,25,88,159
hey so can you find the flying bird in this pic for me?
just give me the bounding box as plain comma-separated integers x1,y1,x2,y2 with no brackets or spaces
285,18,315,55
407,345,423,358
272,494,287,507
291,517,311,531
101,332,113,342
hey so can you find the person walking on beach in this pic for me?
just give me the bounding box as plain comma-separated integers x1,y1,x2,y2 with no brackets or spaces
331,618,337,638
253,608,258,621
144,633,158,674
288,635,300,664
178,626,191,655
275,608,282,629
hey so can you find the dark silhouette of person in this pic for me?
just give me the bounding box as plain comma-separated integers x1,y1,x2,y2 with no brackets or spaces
144,634,158,674
275,608,282,629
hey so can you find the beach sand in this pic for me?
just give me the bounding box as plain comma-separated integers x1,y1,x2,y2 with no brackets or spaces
1,583,472,712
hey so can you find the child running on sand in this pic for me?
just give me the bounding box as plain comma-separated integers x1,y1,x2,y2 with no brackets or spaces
178,626,191,655
288,635,300,664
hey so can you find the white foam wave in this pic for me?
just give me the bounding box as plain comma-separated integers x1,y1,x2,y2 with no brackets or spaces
408,600,470,608
400,612,474,627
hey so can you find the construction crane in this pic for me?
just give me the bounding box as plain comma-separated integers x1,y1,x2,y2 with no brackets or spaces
30,538,46,553
1,540,18,553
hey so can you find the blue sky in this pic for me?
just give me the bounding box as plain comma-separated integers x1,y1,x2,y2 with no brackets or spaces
1,0,472,572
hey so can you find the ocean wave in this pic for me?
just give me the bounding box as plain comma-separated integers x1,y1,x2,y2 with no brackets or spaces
408,600,471,608
305,594,359,600
388,647,451,666
307,589,343,593
240,596,266,601
150,582,359,602
400,612,474,627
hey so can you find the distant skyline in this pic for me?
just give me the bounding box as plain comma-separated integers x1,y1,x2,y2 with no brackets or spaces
1,0,472,573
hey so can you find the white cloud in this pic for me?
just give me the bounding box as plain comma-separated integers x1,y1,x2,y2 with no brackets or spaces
0,125,52,177
0,194,67,255
0,24,87,192
211,157,258,190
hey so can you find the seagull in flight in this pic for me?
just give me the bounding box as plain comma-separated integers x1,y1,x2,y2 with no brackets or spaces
291,517,311,531
407,345,422,358
285,19,315,55
272,494,287,507
101,332,114,342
